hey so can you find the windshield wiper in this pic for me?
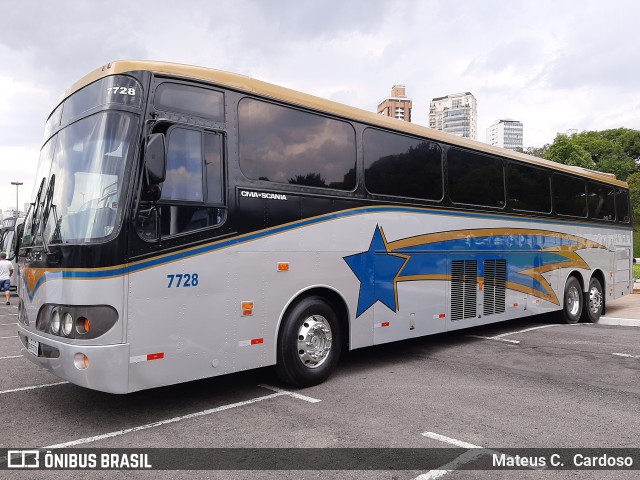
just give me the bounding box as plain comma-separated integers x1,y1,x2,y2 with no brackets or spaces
38,174,57,253
29,178,46,238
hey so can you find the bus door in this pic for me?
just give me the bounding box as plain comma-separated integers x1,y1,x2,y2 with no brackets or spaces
128,112,228,388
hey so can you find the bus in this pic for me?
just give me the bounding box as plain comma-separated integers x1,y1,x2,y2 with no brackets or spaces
1,216,25,291
16,60,632,394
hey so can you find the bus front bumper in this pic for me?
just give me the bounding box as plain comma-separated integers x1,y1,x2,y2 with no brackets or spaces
17,327,130,394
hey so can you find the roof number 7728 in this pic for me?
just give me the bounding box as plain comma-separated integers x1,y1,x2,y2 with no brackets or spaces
107,86,136,96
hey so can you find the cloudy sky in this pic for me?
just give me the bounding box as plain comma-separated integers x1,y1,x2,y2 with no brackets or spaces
1,0,639,213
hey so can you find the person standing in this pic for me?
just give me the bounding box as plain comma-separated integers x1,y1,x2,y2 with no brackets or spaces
0,252,14,305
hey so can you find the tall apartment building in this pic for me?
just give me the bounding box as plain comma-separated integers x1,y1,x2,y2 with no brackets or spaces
377,85,412,122
428,92,477,139
487,119,524,151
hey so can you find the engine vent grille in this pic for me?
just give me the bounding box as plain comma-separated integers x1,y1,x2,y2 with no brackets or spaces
451,260,477,321
483,259,506,316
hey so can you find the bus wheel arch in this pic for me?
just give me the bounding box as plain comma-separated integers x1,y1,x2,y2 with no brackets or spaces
274,287,349,387
582,271,605,323
559,273,584,324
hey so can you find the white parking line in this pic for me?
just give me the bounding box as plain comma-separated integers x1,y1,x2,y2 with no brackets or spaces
417,432,484,479
467,324,557,344
416,450,488,479
0,381,69,394
421,432,481,448
0,354,22,360
43,386,319,449
0,335,17,339
467,335,520,344
417,431,542,478
0,321,17,325
612,352,640,359
259,384,322,403
44,392,285,448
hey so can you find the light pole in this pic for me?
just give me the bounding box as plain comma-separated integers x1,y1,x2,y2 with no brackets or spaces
11,181,23,218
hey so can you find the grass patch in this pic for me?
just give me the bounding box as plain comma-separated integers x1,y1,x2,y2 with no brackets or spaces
634,263,640,281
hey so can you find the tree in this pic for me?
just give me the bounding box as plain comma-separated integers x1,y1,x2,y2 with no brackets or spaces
542,129,639,181
626,172,640,225
544,134,595,169
523,144,550,158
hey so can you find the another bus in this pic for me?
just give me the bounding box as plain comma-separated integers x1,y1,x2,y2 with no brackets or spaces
16,61,632,393
1,216,25,291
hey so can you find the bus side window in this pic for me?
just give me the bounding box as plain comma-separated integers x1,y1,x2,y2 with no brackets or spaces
141,126,225,239
136,126,226,241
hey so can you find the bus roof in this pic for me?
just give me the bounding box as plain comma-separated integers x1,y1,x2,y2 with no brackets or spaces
60,60,628,188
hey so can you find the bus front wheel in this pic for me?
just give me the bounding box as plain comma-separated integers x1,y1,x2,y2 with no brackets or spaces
275,296,341,388
560,276,583,324
581,277,603,323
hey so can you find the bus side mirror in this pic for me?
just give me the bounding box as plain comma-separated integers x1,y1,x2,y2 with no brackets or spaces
145,133,166,185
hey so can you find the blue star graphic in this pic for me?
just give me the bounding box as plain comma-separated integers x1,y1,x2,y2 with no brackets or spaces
343,226,408,317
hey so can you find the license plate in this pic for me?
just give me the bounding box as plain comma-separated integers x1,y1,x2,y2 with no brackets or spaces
27,338,39,356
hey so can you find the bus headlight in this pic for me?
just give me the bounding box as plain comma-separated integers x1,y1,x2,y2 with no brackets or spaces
36,304,118,339
51,310,61,334
62,313,73,336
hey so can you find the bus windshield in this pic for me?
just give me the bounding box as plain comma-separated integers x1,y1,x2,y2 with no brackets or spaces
21,111,139,247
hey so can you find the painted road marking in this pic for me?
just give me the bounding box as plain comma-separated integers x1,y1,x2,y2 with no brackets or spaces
0,355,22,360
421,432,481,449
0,321,17,325
612,352,640,359
0,382,69,394
467,324,558,344
0,335,18,339
467,335,520,344
259,384,322,403
40,386,320,449
417,432,543,479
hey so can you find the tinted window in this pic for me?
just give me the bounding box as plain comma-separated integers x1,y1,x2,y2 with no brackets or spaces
238,98,356,190
448,149,504,207
616,189,631,223
204,133,223,205
364,129,442,200
507,163,551,213
159,205,223,236
62,75,142,124
553,174,586,217
587,182,616,221
155,83,224,121
162,127,203,202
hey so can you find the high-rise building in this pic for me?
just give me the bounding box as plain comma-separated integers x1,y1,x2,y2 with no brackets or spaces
377,85,412,122
429,92,477,139
487,119,524,151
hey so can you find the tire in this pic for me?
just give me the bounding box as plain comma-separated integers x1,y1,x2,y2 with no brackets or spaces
581,277,603,323
275,296,341,388
560,276,583,324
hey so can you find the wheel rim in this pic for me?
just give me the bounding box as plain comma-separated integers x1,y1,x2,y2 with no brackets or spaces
589,286,603,314
297,315,332,369
567,286,581,317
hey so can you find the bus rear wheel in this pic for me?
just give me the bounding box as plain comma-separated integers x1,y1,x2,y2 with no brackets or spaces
275,296,341,388
560,276,583,324
581,277,603,323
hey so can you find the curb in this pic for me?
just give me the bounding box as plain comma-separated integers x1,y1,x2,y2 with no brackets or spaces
599,317,640,327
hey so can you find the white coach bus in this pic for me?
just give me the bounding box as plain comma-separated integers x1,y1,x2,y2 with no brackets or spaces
16,61,632,393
